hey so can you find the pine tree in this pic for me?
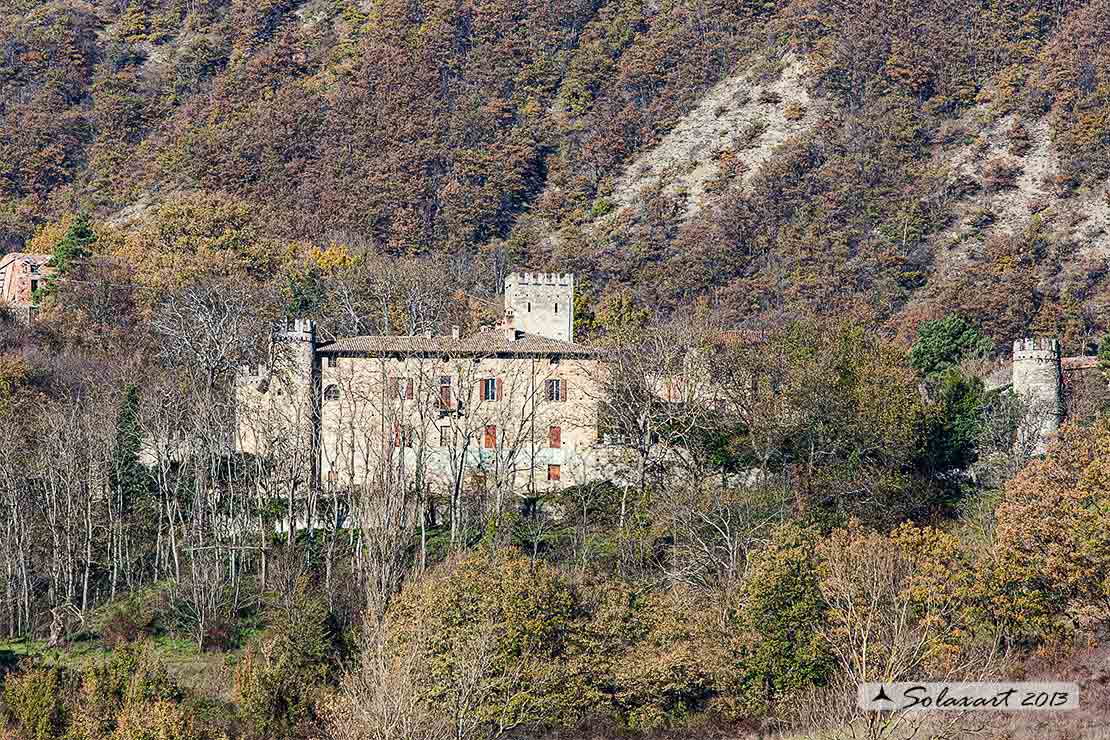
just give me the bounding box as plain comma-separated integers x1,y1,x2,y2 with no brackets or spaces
48,212,96,275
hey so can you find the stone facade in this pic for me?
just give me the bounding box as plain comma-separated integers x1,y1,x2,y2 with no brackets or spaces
1011,337,1064,454
996,336,1110,453
235,274,615,499
504,272,575,342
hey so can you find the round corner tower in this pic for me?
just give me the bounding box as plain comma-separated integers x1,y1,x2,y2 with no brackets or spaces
1012,336,1063,453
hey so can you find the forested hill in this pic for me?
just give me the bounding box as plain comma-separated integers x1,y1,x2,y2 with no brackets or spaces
4,0,1110,346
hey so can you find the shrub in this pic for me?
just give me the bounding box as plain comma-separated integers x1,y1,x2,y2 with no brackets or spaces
590,197,615,218
909,314,994,378
110,701,198,740
722,525,831,716
68,643,182,740
783,100,806,121
233,582,336,738
386,553,592,735
1,665,68,740
992,420,1110,641
100,594,158,648
982,156,1024,191
1007,121,1032,156
594,587,717,730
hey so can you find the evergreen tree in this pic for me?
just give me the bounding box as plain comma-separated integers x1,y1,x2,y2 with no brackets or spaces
910,315,993,378
48,212,97,275
110,384,147,515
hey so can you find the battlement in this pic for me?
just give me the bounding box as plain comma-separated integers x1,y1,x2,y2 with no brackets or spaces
1013,337,1060,356
504,271,575,342
275,318,316,341
506,272,574,287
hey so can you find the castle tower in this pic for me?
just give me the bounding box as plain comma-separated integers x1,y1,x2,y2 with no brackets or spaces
504,272,575,342
271,318,320,489
273,318,317,387
1012,337,1063,454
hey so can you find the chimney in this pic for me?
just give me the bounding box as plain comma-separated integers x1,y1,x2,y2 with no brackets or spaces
504,325,518,342
451,325,460,340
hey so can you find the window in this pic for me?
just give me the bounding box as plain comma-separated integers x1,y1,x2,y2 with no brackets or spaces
391,377,414,400
439,426,451,447
439,376,452,408
554,302,558,314
547,464,561,482
323,384,340,401
549,425,561,449
480,378,501,401
484,425,497,449
545,378,566,402
391,424,415,448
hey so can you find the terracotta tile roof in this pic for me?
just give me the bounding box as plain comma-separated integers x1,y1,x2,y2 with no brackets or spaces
318,330,598,358
0,253,51,270
1062,356,1100,371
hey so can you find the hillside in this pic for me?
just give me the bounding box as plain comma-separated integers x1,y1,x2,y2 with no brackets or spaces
3,0,1110,347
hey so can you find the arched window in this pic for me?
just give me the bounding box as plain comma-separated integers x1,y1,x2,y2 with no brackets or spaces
323,384,340,401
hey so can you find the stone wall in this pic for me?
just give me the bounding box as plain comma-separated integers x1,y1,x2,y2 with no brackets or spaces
504,272,575,342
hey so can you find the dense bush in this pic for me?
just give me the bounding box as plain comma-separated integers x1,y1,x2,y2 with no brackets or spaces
1,665,68,740
233,583,337,738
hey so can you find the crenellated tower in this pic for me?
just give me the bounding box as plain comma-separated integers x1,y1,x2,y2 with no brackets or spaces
504,272,575,342
1012,337,1063,454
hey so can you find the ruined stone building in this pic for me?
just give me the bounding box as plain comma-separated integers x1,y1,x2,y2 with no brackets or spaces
0,253,51,323
236,273,617,500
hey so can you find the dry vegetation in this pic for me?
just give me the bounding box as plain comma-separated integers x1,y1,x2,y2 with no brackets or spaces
5,0,1110,738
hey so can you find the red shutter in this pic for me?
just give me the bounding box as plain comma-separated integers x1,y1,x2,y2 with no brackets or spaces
561,377,569,401
391,423,400,447
484,425,497,448
549,425,561,448
496,377,503,400
405,378,414,400
389,376,399,398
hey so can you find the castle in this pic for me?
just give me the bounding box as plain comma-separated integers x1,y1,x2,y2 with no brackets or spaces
235,269,1099,508
235,273,615,501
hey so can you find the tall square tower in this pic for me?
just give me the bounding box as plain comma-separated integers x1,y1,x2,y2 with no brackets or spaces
504,272,575,342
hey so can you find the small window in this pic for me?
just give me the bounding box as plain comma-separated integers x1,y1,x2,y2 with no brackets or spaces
554,302,558,314
391,424,415,448
549,425,561,449
439,426,451,447
547,464,561,482
323,384,340,401
545,378,566,402
527,301,531,312
484,424,497,449
439,376,452,408
391,377,414,400
481,378,500,401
